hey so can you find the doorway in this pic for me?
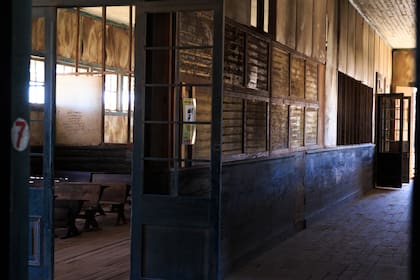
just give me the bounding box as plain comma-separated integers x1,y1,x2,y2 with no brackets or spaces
29,1,225,279
396,86,417,181
29,5,135,279
375,91,414,188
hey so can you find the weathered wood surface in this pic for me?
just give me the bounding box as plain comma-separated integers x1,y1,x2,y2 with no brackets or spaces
55,209,130,280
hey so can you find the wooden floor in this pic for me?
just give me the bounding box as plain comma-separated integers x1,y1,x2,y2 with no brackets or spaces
55,210,131,280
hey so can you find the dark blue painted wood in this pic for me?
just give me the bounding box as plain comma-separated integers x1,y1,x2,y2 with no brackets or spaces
131,2,224,280
221,145,375,275
9,0,31,279
29,7,56,280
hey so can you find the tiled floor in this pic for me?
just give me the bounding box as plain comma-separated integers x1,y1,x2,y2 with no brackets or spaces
226,183,412,280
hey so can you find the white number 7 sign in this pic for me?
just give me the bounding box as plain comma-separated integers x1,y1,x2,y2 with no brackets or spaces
11,118,30,152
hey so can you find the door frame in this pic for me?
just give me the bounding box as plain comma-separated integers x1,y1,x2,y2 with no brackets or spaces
28,7,57,280
375,93,408,188
30,1,225,279
131,1,224,279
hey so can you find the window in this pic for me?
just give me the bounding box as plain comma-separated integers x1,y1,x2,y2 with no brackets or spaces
250,0,273,34
104,74,134,113
29,58,45,104
223,22,321,159
29,56,134,145
337,72,373,145
29,58,90,104
103,73,134,144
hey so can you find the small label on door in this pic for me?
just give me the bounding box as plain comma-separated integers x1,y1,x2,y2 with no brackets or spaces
11,117,30,151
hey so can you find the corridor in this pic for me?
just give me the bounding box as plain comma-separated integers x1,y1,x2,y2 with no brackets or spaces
226,183,411,280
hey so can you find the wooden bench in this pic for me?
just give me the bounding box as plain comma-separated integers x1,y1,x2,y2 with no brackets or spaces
91,173,131,225
54,182,103,238
54,170,92,182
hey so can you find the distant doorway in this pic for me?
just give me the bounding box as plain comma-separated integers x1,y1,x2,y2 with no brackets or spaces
375,93,411,188
396,86,417,181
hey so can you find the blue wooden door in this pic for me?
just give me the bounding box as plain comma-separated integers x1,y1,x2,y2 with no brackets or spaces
131,1,224,279
28,7,56,280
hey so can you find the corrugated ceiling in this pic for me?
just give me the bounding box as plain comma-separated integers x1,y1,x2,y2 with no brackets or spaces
350,0,416,49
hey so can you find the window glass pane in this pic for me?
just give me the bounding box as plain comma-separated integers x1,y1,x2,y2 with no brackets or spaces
250,0,257,27
29,59,45,104
178,11,213,47
181,124,211,162
122,75,134,112
263,0,269,32
178,48,213,84
104,74,118,111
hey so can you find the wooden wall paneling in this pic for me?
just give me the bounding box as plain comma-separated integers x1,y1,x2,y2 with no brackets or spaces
346,4,356,78
385,44,391,92
365,86,372,142
271,45,290,98
246,34,269,91
381,40,386,86
225,0,251,26
192,87,212,159
359,84,365,142
276,0,296,49
224,22,246,88
338,0,348,73
378,37,384,79
386,43,390,87
270,103,289,150
374,33,380,83
345,75,351,143
296,0,313,57
387,45,393,88
354,81,360,143
305,61,318,101
104,115,128,143
317,63,325,146
361,86,372,143
178,11,214,83
106,24,130,70
354,12,363,81
362,21,369,85
312,0,327,63
222,96,243,155
80,15,103,66
31,17,45,52
337,73,342,144
290,55,305,98
324,0,339,146
245,100,267,153
392,50,415,87
367,87,372,142
305,107,318,145
342,74,348,144
368,27,375,87
289,105,304,148
57,9,78,61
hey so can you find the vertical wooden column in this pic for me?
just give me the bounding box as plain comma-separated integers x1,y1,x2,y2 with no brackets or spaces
9,0,31,279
